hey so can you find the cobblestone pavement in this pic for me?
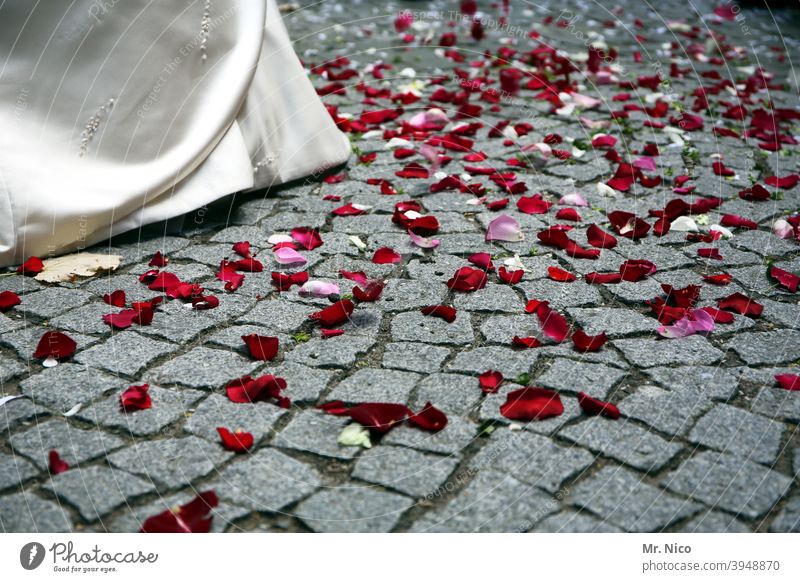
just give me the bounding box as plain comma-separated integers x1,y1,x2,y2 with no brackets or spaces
2,0,800,533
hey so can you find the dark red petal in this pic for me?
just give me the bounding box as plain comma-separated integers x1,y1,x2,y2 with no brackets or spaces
498,266,524,284
421,305,457,323
468,253,495,271
353,281,385,302
232,241,252,258
717,292,763,317
585,272,623,284
698,248,723,260
0,290,22,311
372,247,402,264
102,289,126,307
500,387,564,421
120,384,152,412
102,310,137,330
577,392,620,419
586,224,618,249
536,302,570,343
699,307,735,324
512,335,541,348
775,374,800,391
407,401,448,432
241,334,279,361
225,375,287,404
48,450,69,475
516,194,552,214
572,329,608,352
619,259,657,282
769,266,799,293
447,267,488,292
702,273,732,285
547,266,576,282
346,403,410,434
555,207,582,222
291,227,324,251
140,491,219,533
17,256,44,276
33,331,77,360
321,329,345,339
148,251,169,267
309,300,355,327
217,428,254,452
478,370,503,394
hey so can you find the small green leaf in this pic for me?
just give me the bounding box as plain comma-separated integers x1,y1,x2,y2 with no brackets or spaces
292,331,311,343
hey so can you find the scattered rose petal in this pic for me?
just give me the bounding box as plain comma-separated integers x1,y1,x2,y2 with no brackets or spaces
548,266,576,282
273,247,307,265
241,334,279,361
500,387,564,421
479,370,504,394
407,401,448,432
421,305,457,323
17,256,44,276
572,330,608,352
217,428,254,452
33,331,76,360
299,280,340,298
0,290,21,311
140,491,218,533
769,266,799,293
775,374,800,391
447,267,488,292
120,384,152,412
48,450,69,475
486,215,524,242
372,247,402,264
309,299,355,327
577,392,620,419
717,292,763,317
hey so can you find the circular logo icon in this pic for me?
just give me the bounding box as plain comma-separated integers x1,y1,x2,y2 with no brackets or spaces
20,542,46,570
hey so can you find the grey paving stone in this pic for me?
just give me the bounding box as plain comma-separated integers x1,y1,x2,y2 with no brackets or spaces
559,417,683,472
452,283,523,313
727,330,800,365
566,307,657,338
0,451,39,492
0,491,73,532
135,303,219,343
380,279,448,312
352,446,459,498
107,436,232,488
273,411,360,459
146,347,260,389
382,342,450,374
751,387,800,424
237,297,315,330
518,279,602,309
688,404,784,465
74,332,174,376
605,279,665,304
662,451,792,519
284,335,376,368
185,393,287,443
0,396,47,433
20,364,120,412
760,298,800,329
535,358,626,399
257,362,333,403
570,466,702,532
15,287,94,319
382,417,478,455
49,302,118,335
205,325,292,354
208,448,322,512
411,373,482,416
105,235,190,266
682,510,751,533
769,495,800,533
327,368,420,404
446,346,536,379
619,386,713,437
295,486,412,533
470,428,594,493
391,310,474,345
75,385,204,436
43,464,156,521
0,352,26,383
644,366,740,400
10,419,126,470
0,313,24,335
613,336,725,367
729,229,799,257
538,343,629,368
480,314,542,345
410,469,557,532
406,254,480,284
534,510,623,532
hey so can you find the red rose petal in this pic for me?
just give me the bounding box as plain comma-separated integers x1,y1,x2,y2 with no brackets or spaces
17,256,44,276
353,281,385,302
555,207,582,222
547,266,576,282
720,214,758,230
479,370,504,394
775,374,800,391
699,307,735,324
572,329,608,352
291,227,324,251
217,428,254,452
321,329,345,339
447,266,488,292
586,224,618,249
271,271,309,291
577,392,620,419
120,384,152,412
535,302,570,343
345,403,410,434
226,374,288,404
765,174,800,189
717,292,763,317
309,299,355,327
148,251,169,267
702,273,732,285
468,253,495,271
0,290,21,311
407,401,448,432
585,272,623,284
372,247,402,264
48,450,69,475
241,334,279,361
698,248,723,260
498,266,524,284
102,289,126,307
769,266,799,293
232,241,252,258
512,335,541,349
140,491,218,533
421,305,457,323
500,387,564,421
517,194,552,215
33,331,77,360
619,259,657,282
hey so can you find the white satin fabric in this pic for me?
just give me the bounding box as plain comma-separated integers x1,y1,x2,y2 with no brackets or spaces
0,0,350,267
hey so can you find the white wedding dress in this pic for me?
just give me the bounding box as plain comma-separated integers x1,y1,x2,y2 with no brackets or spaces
0,0,350,267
